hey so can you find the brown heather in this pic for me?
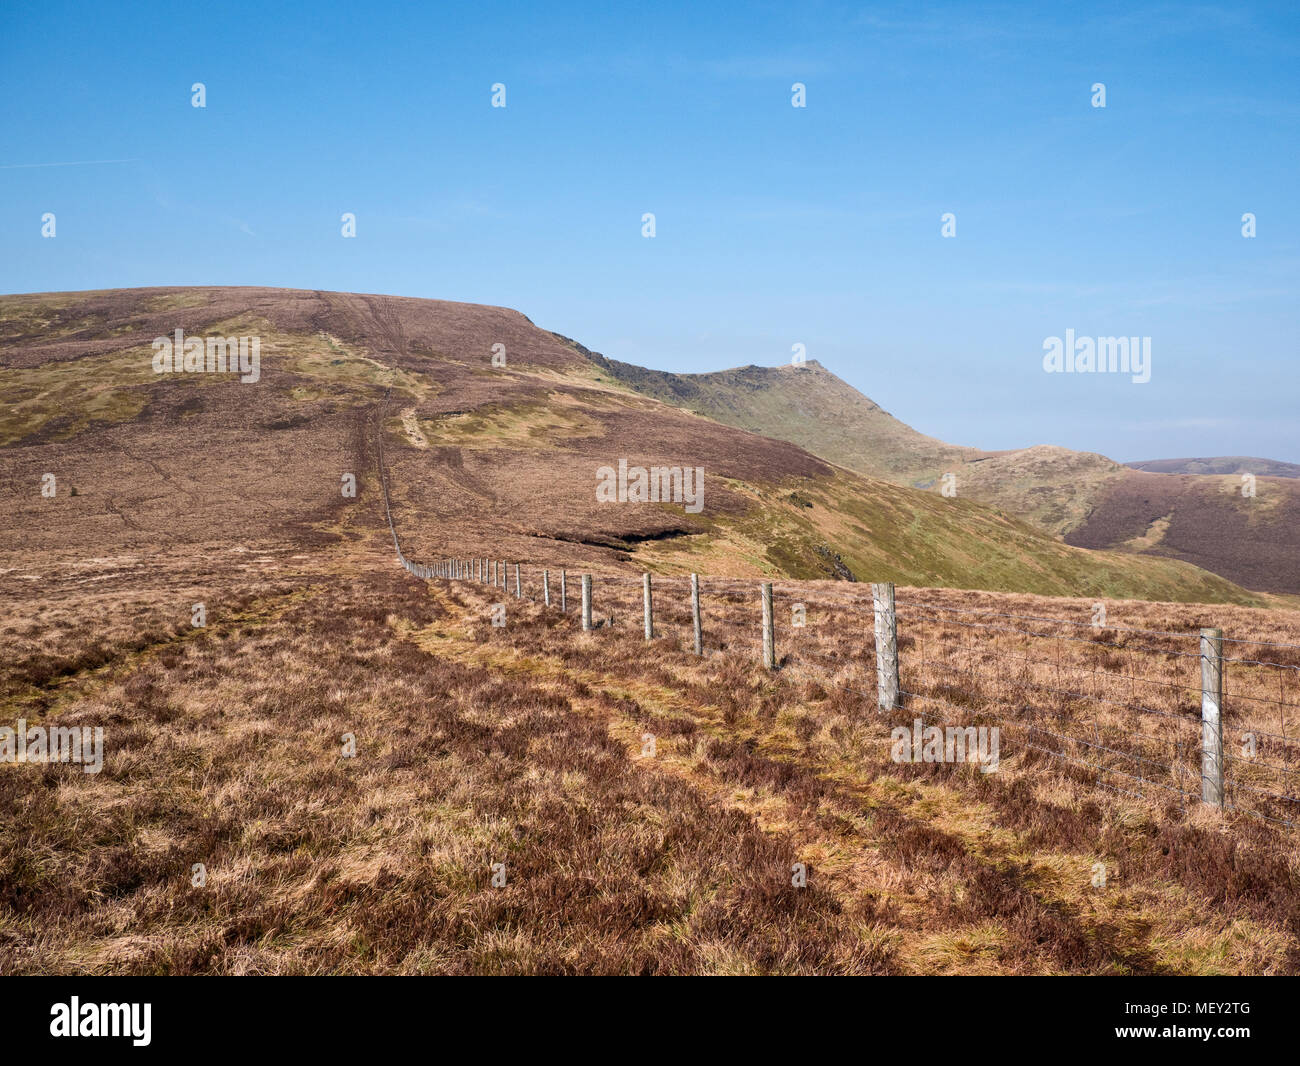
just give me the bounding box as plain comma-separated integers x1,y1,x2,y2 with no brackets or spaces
3,523,1299,973
1,287,1297,974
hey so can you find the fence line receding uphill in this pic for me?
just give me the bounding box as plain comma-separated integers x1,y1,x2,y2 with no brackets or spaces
372,399,1300,831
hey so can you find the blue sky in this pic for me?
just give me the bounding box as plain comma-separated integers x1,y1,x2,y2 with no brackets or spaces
2,1,1297,462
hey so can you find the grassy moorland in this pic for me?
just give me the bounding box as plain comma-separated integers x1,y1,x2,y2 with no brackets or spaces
0,287,1278,606
2,287,1297,975
2,503,1299,973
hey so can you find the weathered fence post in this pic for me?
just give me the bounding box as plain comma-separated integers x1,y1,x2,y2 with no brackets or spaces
1201,627,1225,809
690,573,702,656
872,582,900,712
761,582,775,670
514,564,521,598
543,569,551,607
581,574,593,632
560,570,567,613
643,573,653,641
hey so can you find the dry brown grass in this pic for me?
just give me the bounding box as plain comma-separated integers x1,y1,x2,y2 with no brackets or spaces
8,513,1294,973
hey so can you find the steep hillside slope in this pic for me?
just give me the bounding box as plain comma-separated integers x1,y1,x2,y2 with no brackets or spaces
0,287,1266,605
576,350,977,483
574,350,1124,533
1064,470,1300,594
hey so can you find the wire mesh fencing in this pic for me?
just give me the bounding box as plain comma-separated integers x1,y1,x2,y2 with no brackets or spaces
408,552,1300,831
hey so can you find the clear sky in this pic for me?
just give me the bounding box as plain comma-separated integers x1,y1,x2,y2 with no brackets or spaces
2,1,1297,462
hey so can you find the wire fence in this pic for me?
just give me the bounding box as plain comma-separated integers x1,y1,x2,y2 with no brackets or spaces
373,398,1300,831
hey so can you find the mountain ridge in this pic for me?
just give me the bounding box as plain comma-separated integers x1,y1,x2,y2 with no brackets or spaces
565,343,1300,594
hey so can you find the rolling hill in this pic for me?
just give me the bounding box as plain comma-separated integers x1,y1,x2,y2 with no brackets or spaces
1127,456,1300,479
577,351,1300,594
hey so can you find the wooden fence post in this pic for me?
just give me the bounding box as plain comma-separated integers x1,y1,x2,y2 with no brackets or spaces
1201,627,1225,809
581,574,593,632
691,573,702,656
643,573,653,640
872,582,900,712
514,564,521,598
543,569,551,607
761,582,775,670
560,570,567,613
